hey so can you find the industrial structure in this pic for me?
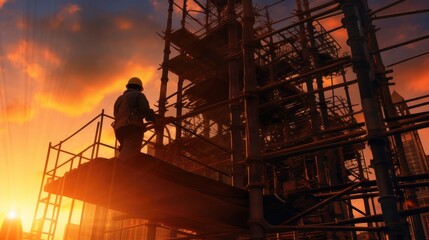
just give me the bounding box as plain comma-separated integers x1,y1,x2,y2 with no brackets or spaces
30,0,429,239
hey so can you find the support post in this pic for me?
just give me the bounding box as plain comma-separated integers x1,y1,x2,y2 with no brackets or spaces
340,0,409,239
149,0,174,239
155,0,174,156
296,0,327,188
228,0,246,188
357,1,425,239
242,0,265,239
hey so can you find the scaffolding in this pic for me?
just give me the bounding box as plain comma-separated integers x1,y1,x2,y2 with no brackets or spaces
31,0,429,239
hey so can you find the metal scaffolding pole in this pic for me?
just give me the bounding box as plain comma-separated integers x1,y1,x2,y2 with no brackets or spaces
150,0,174,239
242,0,265,239
357,0,426,239
156,0,173,155
174,0,188,151
296,0,328,191
228,0,246,188
340,0,409,239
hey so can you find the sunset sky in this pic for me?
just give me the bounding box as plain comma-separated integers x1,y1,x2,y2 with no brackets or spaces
0,0,429,233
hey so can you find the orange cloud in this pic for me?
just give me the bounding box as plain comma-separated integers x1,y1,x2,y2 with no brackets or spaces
405,57,429,92
7,40,61,82
1,101,35,123
4,2,165,118
36,65,158,116
390,56,429,95
115,17,133,30
0,0,6,9
51,3,81,31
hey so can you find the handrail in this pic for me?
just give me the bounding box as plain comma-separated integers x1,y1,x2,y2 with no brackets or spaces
52,111,114,148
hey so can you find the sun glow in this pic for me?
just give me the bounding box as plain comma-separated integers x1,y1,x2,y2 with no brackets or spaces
7,210,17,219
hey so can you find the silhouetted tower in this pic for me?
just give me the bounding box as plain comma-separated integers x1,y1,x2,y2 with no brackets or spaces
392,90,429,238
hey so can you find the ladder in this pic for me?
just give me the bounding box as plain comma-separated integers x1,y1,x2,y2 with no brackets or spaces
30,110,115,239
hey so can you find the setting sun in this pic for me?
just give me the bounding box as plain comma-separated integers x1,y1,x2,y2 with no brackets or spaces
7,210,17,219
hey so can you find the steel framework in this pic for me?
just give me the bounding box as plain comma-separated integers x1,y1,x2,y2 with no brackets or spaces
31,0,429,239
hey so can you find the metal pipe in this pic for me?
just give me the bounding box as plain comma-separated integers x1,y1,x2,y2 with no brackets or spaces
156,0,174,156
31,143,53,238
385,111,429,122
383,120,429,137
359,0,425,236
315,178,429,199
148,1,175,239
56,112,104,147
90,122,100,160
385,112,429,127
262,130,366,161
407,101,429,110
368,0,405,16
386,51,429,68
319,205,429,226
228,0,246,188
174,77,184,146
372,9,429,20
281,181,363,225
255,4,341,42
175,94,244,121
258,78,358,109
171,0,187,171
95,109,104,158
171,121,231,154
294,173,429,196
299,0,339,16
340,0,409,239
296,0,327,188
373,33,429,54
242,0,265,238
270,225,384,232
394,92,429,104
258,56,351,92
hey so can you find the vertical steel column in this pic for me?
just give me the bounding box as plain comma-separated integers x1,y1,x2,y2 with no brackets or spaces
174,77,184,163
155,0,173,155
265,9,276,83
357,152,378,240
205,0,210,29
296,0,327,187
357,1,425,238
303,0,330,129
304,1,350,236
150,1,174,239
341,69,354,114
242,0,265,239
228,0,246,188
340,0,408,239
173,0,187,164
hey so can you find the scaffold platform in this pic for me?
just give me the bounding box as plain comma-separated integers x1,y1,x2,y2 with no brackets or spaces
43,153,293,234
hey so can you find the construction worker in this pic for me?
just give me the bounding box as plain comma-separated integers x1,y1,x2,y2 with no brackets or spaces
113,77,155,160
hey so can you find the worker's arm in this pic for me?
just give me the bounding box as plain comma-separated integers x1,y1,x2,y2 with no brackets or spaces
138,93,155,122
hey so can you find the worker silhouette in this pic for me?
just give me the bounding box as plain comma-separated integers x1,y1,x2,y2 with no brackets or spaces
113,77,155,160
